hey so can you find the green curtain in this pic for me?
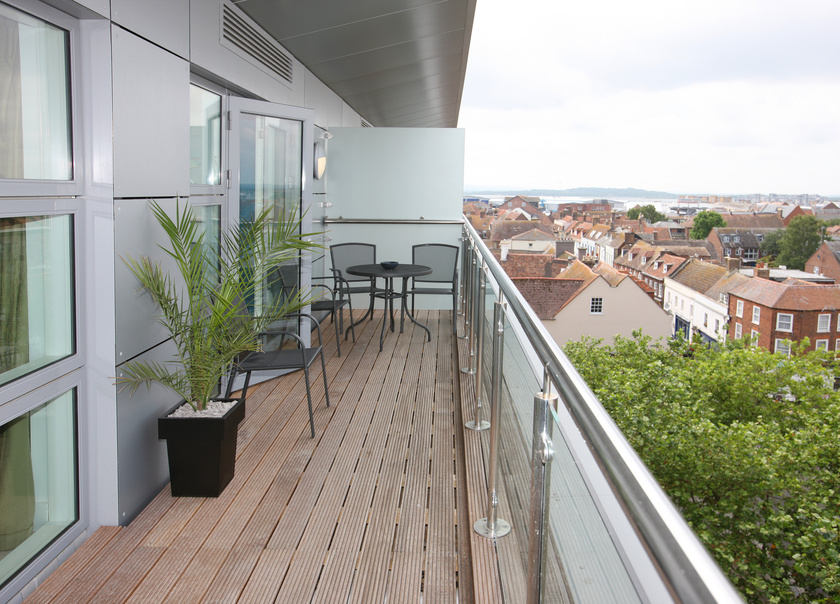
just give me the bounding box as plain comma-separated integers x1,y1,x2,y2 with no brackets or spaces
0,415,35,551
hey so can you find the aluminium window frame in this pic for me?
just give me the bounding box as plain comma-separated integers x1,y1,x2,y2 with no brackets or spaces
0,0,83,199
0,2,103,598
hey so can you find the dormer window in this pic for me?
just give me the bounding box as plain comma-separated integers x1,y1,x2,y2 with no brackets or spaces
722,235,730,242
641,256,647,264
664,264,671,273
654,261,660,269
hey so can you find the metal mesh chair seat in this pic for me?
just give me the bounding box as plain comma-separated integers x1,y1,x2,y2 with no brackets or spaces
226,313,329,438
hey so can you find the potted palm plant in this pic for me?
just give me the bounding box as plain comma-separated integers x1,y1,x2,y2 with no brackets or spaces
118,199,319,496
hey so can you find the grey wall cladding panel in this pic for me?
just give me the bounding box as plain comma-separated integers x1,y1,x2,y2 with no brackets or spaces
112,26,190,199
116,340,181,525
111,0,189,59
114,197,184,362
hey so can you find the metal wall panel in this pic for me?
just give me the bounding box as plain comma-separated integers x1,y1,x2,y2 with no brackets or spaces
112,26,190,198
111,0,189,59
115,340,181,524
114,197,183,363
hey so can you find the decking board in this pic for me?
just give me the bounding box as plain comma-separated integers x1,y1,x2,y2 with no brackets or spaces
24,309,509,604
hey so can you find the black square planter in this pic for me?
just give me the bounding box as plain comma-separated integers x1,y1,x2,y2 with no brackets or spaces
158,398,246,497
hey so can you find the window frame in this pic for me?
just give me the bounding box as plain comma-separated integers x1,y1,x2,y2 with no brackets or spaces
774,338,791,355
736,300,744,318
815,339,829,351
817,313,831,333
590,297,603,315
752,306,761,325
0,4,91,597
776,313,793,332
0,0,82,199
189,76,229,200
734,322,742,339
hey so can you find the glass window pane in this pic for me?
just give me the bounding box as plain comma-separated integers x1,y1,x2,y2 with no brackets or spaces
0,389,77,588
0,4,72,181
192,204,221,282
189,85,222,186
0,215,75,386
238,113,302,333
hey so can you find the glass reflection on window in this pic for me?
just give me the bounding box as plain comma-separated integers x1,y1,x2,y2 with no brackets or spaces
0,215,75,387
189,85,222,186
0,389,77,588
0,4,72,181
191,204,221,283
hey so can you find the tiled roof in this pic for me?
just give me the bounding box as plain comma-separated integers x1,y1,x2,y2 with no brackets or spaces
729,278,840,310
592,262,626,287
669,259,728,294
557,259,598,285
490,220,554,242
656,243,712,258
713,227,779,249
512,277,585,319
643,254,687,280
511,228,557,241
705,270,752,300
686,212,784,229
492,251,566,278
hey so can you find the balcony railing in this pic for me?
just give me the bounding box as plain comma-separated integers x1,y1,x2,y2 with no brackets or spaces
459,219,743,603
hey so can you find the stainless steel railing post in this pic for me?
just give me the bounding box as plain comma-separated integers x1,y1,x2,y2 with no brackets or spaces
466,262,490,431
459,238,473,341
461,247,478,373
526,373,558,604
474,296,511,538
458,232,468,318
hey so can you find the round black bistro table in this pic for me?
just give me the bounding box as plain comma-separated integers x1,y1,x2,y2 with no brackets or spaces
346,263,432,351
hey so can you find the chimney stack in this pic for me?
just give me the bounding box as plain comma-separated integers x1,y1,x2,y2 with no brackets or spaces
726,258,741,272
755,267,770,279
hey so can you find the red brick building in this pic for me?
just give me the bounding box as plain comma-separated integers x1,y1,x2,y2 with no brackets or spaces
727,277,840,353
805,241,840,282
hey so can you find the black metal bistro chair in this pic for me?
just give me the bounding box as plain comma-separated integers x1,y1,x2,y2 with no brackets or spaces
408,243,459,333
310,276,355,356
225,310,330,439
329,242,384,333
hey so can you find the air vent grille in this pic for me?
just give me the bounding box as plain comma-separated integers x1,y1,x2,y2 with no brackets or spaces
222,4,293,84
361,119,372,128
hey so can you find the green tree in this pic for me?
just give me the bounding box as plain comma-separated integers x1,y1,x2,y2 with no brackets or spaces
689,210,726,239
777,215,824,270
626,204,665,223
564,333,840,602
759,228,785,260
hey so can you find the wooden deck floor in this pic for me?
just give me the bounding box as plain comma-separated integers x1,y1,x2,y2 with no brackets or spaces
26,309,504,603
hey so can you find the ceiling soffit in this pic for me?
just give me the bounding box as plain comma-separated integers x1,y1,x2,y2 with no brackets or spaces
236,0,476,127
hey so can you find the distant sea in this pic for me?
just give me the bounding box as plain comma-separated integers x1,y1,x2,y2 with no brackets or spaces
471,193,696,214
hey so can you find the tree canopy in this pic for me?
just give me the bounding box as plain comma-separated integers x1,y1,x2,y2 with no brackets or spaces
626,204,665,223
775,214,825,270
689,210,726,239
564,333,840,602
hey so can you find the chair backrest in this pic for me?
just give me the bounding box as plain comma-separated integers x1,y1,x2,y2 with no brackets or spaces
330,243,376,283
412,244,458,285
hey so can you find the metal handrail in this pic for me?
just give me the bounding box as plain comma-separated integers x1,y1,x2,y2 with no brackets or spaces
461,218,742,603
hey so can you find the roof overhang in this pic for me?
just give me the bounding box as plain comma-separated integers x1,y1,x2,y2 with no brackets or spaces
236,0,476,127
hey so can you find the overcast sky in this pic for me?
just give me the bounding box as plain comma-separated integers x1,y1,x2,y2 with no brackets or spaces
458,0,840,196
